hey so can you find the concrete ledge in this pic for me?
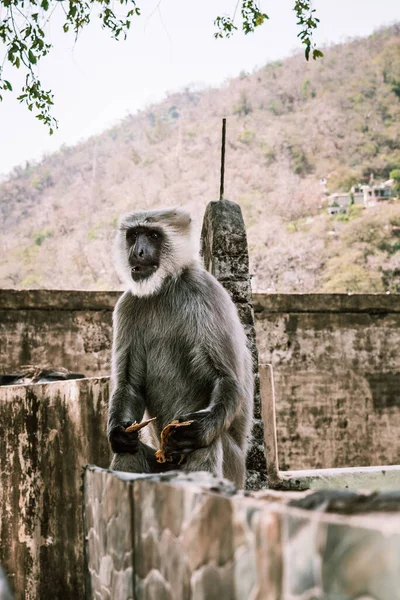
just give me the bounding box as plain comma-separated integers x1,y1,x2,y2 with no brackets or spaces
84,467,400,600
254,292,400,314
0,289,120,311
1,289,399,313
274,465,400,492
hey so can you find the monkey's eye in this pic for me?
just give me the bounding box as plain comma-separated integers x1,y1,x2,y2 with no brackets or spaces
126,230,137,244
149,231,160,240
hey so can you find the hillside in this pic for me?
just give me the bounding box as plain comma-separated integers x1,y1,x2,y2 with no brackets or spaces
1,25,400,292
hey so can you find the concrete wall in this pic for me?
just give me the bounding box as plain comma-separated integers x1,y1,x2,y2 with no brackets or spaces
0,377,110,599
1,291,400,471
254,294,400,471
0,290,116,376
84,467,400,600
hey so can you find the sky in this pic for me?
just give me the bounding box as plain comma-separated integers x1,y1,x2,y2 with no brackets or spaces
0,0,399,177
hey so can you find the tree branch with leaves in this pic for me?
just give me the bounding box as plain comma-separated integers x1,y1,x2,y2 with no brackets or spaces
0,0,139,133
0,0,322,132
215,0,323,60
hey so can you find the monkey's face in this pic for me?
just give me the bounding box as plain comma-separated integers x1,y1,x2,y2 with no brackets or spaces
116,207,197,297
126,226,163,282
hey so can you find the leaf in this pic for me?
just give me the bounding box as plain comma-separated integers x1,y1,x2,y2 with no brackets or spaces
28,50,37,65
3,80,12,91
313,49,324,60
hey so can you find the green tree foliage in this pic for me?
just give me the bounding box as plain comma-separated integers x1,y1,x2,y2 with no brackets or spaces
233,91,252,116
32,228,53,246
215,1,323,60
293,1,323,61
0,0,140,132
390,169,400,196
327,168,361,195
0,0,322,131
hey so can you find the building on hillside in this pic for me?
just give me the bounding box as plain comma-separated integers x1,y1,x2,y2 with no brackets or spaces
362,179,396,206
328,180,396,215
327,193,351,215
349,185,365,204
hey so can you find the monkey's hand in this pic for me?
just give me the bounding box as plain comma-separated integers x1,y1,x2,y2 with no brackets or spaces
165,412,212,454
109,422,139,454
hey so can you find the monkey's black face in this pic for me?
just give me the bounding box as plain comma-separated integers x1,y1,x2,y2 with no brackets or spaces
126,226,163,281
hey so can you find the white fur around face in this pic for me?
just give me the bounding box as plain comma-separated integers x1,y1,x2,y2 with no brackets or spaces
115,207,199,297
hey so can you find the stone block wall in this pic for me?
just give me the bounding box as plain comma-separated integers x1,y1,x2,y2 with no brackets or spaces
201,200,266,488
84,467,400,600
0,377,110,599
254,293,400,471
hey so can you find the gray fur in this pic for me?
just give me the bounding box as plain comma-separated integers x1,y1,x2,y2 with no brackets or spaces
108,207,253,488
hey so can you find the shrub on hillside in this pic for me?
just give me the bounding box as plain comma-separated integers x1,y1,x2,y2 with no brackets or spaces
233,91,252,116
322,259,384,293
287,144,312,176
390,169,400,196
32,229,53,246
327,168,361,194
237,130,256,145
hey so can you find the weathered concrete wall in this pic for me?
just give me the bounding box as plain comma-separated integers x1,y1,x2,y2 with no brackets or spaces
201,200,266,488
0,290,117,376
0,377,110,599
1,291,400,471
254,294,400,471
84,467,400,600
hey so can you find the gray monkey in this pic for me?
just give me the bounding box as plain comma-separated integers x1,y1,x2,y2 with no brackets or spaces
107,207,253,488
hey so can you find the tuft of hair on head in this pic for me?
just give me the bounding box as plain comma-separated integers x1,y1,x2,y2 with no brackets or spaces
115,207,199,297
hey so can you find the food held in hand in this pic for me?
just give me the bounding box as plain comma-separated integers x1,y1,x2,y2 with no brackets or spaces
125,417,156,433
155,419,194,464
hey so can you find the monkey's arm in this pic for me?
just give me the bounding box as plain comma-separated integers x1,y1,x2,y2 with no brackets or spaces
169,329,244,453
168,376,241,453
107,299,146,454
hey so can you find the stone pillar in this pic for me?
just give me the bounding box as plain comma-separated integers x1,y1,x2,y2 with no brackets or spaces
200,199,267,489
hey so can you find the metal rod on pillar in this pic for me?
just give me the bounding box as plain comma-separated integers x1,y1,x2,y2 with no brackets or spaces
219,118,226,201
